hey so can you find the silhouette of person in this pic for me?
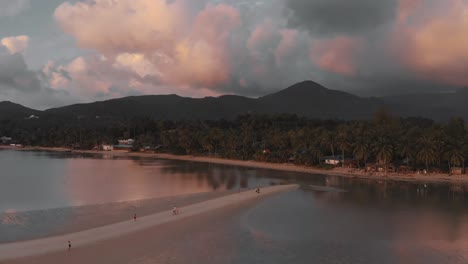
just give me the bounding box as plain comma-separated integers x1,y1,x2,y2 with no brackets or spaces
134,213,137,221
68,241,71,251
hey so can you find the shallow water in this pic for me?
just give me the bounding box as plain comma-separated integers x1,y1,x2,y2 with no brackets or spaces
0,150,279,212
2,149,468,263
234,189,468,263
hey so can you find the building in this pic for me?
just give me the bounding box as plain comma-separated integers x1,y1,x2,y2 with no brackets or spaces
101,145,114,151
324,155,344,165
118,139,134,145
1,136,12,144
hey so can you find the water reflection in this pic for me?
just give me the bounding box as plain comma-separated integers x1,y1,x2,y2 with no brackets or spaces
240,189,468,264
2,149,468,256
0,151,278,213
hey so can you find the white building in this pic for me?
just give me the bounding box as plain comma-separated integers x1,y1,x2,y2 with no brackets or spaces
102,145,114,151
324,155,344,165
118,139,135,145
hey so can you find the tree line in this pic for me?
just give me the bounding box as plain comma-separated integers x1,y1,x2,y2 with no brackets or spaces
1,110,467,173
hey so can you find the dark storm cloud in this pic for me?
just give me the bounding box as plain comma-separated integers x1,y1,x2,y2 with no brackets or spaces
285,0,398,35
0,52,41,93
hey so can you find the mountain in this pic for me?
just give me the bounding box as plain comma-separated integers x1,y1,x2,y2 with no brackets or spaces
41,81,386,120
259,81,384,119
0,101,41,120
44,94,260,120
4,80,468,121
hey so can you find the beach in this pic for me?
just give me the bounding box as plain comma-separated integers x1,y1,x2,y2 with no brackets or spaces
0,184,297,263
1,145,466,184
0,191,240,243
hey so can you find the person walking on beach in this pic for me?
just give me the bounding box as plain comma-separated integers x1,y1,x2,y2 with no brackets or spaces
68,241,71,251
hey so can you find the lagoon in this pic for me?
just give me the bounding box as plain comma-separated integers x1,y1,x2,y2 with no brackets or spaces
1,150,468,263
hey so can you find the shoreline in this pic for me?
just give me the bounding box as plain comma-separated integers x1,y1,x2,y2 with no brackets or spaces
2,145,468,184
0,184,297,261
0,191,239,244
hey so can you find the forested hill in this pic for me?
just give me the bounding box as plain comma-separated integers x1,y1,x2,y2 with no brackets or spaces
1,81,385,121
0,101,41,120
2,80,468,121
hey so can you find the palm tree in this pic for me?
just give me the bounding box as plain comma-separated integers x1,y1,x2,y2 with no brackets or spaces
336,125,351,167
417,135,437,172
373,137,394,174
353,140,370,168
444,146,464,174
320,129,336,159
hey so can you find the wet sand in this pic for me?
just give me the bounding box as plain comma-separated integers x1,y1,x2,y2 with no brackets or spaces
0,184,297,263
0,191,238,243
5,146,465,184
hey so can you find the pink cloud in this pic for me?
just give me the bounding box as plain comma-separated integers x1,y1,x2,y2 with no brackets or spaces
309,36,362,76
394,0,468,86
275,29,298,67
1,35,29,54
54,0,240,89
247,20,275,53
166,4,240,87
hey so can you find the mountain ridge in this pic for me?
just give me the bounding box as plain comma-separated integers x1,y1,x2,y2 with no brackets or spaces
2,80,468,121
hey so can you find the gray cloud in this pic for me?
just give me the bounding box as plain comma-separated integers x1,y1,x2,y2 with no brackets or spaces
0,51,41,93
0,49,78,109
285,0,398,35
0,0,30,17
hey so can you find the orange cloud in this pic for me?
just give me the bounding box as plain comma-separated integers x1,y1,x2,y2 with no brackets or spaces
1,35,29,54
167,4,240,87
309,36,362,76
395,0,468,86
54,0,240,89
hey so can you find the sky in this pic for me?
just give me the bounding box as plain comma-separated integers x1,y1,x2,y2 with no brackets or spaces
0,0,467,109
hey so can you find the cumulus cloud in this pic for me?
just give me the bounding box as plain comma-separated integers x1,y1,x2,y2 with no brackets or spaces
54,0,241,89
0,47,75,109
309,36,363,76
0,51,39,93
15,0,468,108
1,35,29,54
393,0,468,87
0,0,30,17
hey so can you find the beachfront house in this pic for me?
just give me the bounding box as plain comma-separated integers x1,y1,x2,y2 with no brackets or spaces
101,145,114,151
118,139,135,145
114,138,135,151
324,155,344,165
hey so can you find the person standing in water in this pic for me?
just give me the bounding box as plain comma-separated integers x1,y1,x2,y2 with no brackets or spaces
173,207,177,215
133,213,137,221
68,241,71,251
